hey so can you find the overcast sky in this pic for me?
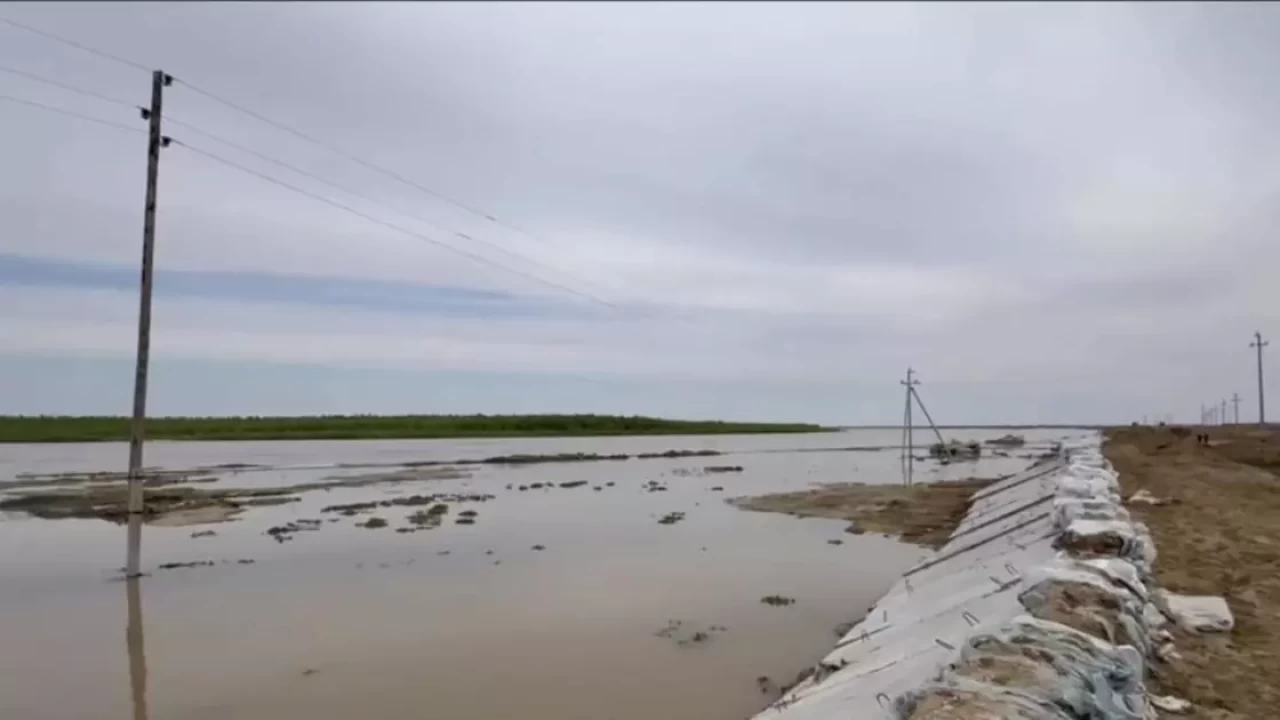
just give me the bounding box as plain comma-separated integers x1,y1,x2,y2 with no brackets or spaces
1,2,1278,424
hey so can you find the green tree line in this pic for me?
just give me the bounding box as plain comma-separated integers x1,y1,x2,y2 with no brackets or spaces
0,414,828,443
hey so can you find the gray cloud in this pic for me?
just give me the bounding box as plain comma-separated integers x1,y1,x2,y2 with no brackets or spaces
2,2,1280,423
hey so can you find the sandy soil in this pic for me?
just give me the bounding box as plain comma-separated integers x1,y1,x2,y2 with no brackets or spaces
730,477,996,549
1104,426,1280,719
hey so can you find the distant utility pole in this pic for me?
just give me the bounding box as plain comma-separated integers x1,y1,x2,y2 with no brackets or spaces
125,70,172,580
1221,399,1228,426
1200,403,1207,425
1252,331,1269,426
1232,393,1241,426
900,368,919,486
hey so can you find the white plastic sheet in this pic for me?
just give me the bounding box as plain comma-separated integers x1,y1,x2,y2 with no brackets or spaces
1156,591,1235,633
750,435,1157,720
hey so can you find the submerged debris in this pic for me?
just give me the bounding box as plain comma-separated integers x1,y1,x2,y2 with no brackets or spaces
482,452,629,465
322,493,490,517
265,520,323,542
654,619,728,647
984,434,1027,448
156,560,216,570
761,595,796,607
637,449,722,459
929,440,982,460
704,465,744,473
657,511,687,526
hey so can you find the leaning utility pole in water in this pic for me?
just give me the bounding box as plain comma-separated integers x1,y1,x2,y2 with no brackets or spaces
1252,332,1268,426
126,70,172,579
899,368,947,486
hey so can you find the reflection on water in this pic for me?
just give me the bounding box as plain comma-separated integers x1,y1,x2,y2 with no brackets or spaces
0,429,1084,720
126,577,148,720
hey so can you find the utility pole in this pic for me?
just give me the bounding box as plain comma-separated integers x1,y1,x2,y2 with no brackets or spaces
1221,399,1228,426
125,70,171,579
1252,331,1268,426
901,368,919,486
1232,393,1241,425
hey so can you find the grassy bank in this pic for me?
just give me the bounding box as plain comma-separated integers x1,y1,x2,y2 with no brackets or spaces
0,414,828,443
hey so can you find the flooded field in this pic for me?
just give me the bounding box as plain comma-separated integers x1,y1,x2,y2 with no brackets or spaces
0,428,1073,720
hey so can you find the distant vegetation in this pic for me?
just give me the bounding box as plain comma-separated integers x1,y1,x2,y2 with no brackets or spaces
0,414,828,443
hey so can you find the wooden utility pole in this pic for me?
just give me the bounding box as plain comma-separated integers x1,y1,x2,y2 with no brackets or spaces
126,578,148,720
1232,393,1241,426
1252,332,1268,426
1221,399,1228,426
901,368,918,485
125,70,171,579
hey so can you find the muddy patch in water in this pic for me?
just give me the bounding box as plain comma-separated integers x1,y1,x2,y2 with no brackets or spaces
0,467,470,525
730,477,998,549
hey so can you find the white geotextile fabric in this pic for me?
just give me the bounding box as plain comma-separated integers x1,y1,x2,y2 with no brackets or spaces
1056,518,1157,577
1053,497,1132,527
751,435,1160,720
897,616,1148,720
1156,591,1235,633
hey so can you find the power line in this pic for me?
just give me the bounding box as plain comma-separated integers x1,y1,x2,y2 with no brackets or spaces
0,64,136,108
0,56,618,304
163,114,616,307
0,92,143,134
0,17,748,325
174,79,556,249
0,15,533,243
0,17,645,312
0,15,152,73
168,137,614,306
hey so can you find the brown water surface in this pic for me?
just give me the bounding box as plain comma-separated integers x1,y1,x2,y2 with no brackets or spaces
0,428,1075,720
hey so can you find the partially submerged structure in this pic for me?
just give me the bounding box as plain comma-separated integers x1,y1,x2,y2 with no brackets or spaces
984,433,1027,448
928,439,982,460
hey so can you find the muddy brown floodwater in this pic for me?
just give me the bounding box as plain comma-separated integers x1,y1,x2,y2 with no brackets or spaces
0,429,1073,720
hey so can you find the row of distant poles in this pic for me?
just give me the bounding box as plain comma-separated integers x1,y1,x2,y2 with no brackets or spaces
899,367,946,486
1199,331,1268,426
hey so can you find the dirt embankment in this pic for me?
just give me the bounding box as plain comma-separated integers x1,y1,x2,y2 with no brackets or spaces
1104,425,1280,719
730,477,996,549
